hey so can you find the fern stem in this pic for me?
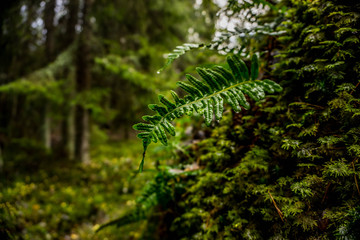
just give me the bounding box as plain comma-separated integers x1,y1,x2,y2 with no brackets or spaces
139,139,150,173
321,182,331,204
290,102,325,109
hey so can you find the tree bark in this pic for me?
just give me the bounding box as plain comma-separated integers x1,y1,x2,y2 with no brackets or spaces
75,0,93,164
67,101,76,160
44,0,55,62
64,0,79,47
43,0,56,150
61,0,79,160
43,104,51,150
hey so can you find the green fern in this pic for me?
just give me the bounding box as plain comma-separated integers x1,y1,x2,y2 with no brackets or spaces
134,54,283,172
96,171,174,232
158,24,286,72
158,43,206,72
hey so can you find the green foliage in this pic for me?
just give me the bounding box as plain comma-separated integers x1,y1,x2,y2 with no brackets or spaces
226,0,279,13
159,22,286,71
96,169,174,233
323,160,352,178
95,54,158,91
2,0,360,239
158,0,287,71
158,43,206,72
118,0,360,239
133,54,282,172
0,46,73,102
0,141,156,240
336,206,360,240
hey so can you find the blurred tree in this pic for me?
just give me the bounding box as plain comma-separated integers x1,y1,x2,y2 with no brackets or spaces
43,0,56,150
76,0,93,163
0,0,216,168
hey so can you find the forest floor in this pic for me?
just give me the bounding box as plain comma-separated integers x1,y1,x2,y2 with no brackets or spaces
1,140,158,240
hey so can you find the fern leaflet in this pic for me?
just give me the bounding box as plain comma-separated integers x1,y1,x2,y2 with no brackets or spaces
134,54,283,172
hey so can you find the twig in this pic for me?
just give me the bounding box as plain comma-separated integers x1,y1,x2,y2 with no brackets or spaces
350,81,359,95
268,190,285,222
352,158,360,196
321,183,331,204
290,102,325,109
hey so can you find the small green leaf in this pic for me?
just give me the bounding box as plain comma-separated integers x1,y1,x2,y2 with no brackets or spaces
133,123,154,131
158,95,176,111
186,74,211,95
196,67,221,91
203,100,214,126
212,96,224,120
263,79,283,92
177,81,203,98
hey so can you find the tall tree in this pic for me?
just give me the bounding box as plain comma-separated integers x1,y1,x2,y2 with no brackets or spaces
43,0,56,150
61,0,79,160
75,0,93,163
64,0,79,47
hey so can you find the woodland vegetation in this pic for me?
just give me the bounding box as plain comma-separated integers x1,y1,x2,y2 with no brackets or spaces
1,0,360,239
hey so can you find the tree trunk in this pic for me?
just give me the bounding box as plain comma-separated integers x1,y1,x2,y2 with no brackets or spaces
44,0,55,62
61,0,79,160
64,0,79,47
43,0,56,150
67,102,76,160
75,0,93,164
44,104,51,150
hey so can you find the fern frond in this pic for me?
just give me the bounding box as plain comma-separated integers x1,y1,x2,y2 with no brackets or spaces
158,21,286,72
96,171,172,232
134,55,283,172
95,208,146,233
158,43,205,73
